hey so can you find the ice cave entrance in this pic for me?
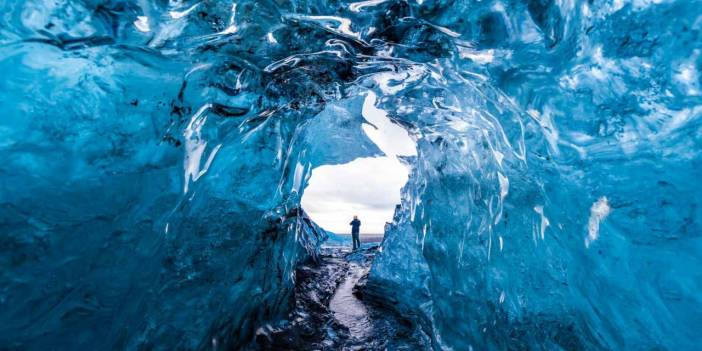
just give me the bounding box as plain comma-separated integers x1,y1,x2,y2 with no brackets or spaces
301,91,416,238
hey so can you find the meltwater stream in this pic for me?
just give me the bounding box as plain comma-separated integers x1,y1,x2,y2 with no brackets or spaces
328,263,372,341
254,245,428,350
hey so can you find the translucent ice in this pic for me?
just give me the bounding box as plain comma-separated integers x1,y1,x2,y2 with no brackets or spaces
367,1,702,350
0,1,374,348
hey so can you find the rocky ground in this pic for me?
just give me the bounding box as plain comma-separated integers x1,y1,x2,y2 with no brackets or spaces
253,245,427,350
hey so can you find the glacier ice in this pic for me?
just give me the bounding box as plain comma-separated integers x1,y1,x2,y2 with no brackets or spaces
1,0,701,350
0,1,374,348
366,1,702,350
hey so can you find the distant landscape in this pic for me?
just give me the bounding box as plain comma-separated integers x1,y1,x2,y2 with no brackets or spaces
335,233,384,243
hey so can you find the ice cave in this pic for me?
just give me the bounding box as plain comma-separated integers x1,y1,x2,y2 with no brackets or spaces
1,0,701,350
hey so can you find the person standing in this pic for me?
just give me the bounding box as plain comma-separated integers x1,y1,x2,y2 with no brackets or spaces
350,215,361,250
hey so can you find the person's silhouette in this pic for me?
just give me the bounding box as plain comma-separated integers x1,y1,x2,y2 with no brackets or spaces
350,215,361,250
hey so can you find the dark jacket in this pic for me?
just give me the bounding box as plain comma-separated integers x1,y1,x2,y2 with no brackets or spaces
350,219,361,234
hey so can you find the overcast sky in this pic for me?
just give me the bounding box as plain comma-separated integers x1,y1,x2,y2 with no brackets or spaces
301,92,416,234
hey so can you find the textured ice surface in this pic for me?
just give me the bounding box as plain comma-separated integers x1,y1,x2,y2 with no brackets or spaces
366,1,702,350
1,0,701,350
0,1,371,349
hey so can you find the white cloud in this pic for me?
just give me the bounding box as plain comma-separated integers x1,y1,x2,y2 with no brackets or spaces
302,157,408,233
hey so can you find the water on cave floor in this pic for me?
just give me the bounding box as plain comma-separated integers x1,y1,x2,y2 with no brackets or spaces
329,261,372,342
253,245,429,350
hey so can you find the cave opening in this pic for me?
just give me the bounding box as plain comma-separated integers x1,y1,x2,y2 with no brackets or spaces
300,90,416,242
301,156,407,240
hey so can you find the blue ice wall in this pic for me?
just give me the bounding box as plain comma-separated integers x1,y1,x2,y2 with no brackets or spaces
0,1,383,349
368,0,702,350
1,0,701,350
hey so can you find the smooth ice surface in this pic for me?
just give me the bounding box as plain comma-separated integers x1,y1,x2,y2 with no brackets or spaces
1,0,701,350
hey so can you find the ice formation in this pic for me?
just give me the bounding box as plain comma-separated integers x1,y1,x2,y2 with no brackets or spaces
1,0,700,350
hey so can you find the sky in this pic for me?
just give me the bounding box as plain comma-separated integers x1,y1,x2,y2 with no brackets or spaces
301,91,416,234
